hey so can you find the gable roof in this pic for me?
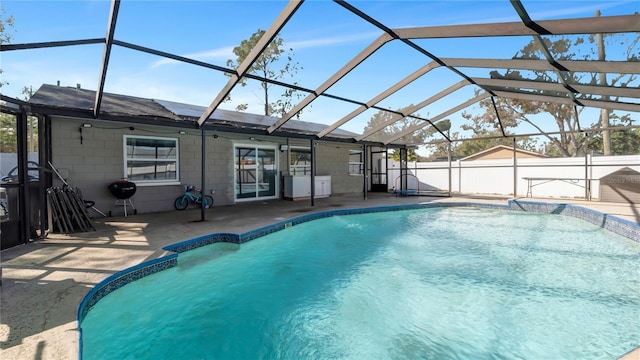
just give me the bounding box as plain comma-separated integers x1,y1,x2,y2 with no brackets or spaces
600,167,640,179
461,145,547,161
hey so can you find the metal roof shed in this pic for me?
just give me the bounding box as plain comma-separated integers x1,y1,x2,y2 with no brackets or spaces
599,167,640,203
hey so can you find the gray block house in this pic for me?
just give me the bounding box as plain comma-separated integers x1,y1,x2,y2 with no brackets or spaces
27,84,383,217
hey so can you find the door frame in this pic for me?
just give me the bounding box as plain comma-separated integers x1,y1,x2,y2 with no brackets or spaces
233,143,279,202
370,148,388,192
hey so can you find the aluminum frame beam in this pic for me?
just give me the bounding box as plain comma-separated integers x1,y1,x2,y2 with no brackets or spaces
393,14,640,39
8,0,638,149
442,58,640,74
355,79,470,142
94,0,120,118
197,0,303,127
414,124,639,146
491,97,507,137
316,61,441,138
510,0,583,107
475,77,640,99
489,89,640,112
267,32,394,134
0,38,105,51
383,92,491,145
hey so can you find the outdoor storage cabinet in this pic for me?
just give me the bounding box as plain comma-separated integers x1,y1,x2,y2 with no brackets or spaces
284,175,331,200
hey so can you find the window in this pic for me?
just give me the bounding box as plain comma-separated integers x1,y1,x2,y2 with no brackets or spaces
349,150,364,175
124,135,178,184
289,148,311,176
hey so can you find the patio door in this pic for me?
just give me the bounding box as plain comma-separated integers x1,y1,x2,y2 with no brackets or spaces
370,149,388,192
235,145,277,201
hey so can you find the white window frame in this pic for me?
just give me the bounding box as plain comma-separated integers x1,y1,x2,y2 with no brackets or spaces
123,135,180,186
349,149,364,176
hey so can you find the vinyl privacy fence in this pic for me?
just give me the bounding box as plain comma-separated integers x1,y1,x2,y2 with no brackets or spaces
388,155,639,200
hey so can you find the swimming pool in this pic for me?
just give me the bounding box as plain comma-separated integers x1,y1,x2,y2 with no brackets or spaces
80,205,640,359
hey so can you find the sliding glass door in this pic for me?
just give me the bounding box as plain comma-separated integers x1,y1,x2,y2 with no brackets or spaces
235,145,277,200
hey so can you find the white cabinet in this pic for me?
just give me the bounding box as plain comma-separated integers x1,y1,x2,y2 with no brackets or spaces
284,175,310,199
314,176,331,198
284,175,331,200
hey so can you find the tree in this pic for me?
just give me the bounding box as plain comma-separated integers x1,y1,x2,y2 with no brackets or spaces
364,108,446,161
0,87,37,154
0,8,15,88
0,9,17,152
21,86,38,152
463,27,639,157
587,114,640,155
0,112,17,152
389,148,420,162
421,119,458,160
226,29,302,117
362,107,432,144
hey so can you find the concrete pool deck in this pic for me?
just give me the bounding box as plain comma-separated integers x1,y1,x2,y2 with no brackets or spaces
1,193,639,360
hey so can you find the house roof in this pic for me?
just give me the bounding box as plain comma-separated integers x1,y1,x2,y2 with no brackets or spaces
600,167,640,179
29,84,360,141
461,145,547,160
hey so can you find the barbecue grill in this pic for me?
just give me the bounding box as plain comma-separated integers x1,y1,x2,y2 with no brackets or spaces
108,180,137,217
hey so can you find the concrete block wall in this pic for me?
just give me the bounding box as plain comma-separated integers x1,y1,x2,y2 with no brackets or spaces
52,117,128,214
51,118,243,214
315,142,364,194
50,117,364,215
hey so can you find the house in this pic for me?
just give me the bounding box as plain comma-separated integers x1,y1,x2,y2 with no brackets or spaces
461,145,546,161
27,84,381,216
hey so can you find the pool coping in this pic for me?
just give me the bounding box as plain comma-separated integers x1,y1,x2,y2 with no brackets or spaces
76,200,640,358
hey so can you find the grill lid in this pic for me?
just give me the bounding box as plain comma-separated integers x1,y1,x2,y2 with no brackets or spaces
108,180,137,199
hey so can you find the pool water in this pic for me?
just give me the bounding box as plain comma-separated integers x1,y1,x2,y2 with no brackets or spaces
81,207,640,359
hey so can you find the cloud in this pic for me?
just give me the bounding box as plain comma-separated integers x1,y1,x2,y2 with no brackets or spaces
150,46,235,68
527,1,634,19
2,57,98,98
148,31,378,69
285,31,380,50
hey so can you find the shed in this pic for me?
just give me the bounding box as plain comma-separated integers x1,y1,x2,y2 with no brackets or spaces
461,145,546,161
599,167,640,203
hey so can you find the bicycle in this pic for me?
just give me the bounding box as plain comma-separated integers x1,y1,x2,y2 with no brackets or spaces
174,185,214,210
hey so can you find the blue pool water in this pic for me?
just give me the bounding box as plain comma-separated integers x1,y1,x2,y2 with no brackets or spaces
81,207,640,359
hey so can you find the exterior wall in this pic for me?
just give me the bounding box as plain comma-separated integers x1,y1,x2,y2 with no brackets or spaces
50,117,364,215
315,142,364,194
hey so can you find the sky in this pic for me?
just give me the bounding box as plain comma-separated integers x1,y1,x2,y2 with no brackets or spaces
1,0,638,151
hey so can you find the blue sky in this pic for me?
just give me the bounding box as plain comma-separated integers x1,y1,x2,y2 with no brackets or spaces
1,0,638,145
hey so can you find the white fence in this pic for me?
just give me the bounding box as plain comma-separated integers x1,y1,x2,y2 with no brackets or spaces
387,155,639,200
1,153,637,201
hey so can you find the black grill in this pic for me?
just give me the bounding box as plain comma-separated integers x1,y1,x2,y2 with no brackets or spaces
108,180,137,200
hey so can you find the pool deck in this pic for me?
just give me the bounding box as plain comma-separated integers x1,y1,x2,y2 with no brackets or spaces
1,193,639,360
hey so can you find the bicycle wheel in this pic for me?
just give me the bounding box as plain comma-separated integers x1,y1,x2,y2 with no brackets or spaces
174,196,189,210
202,195,214,209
